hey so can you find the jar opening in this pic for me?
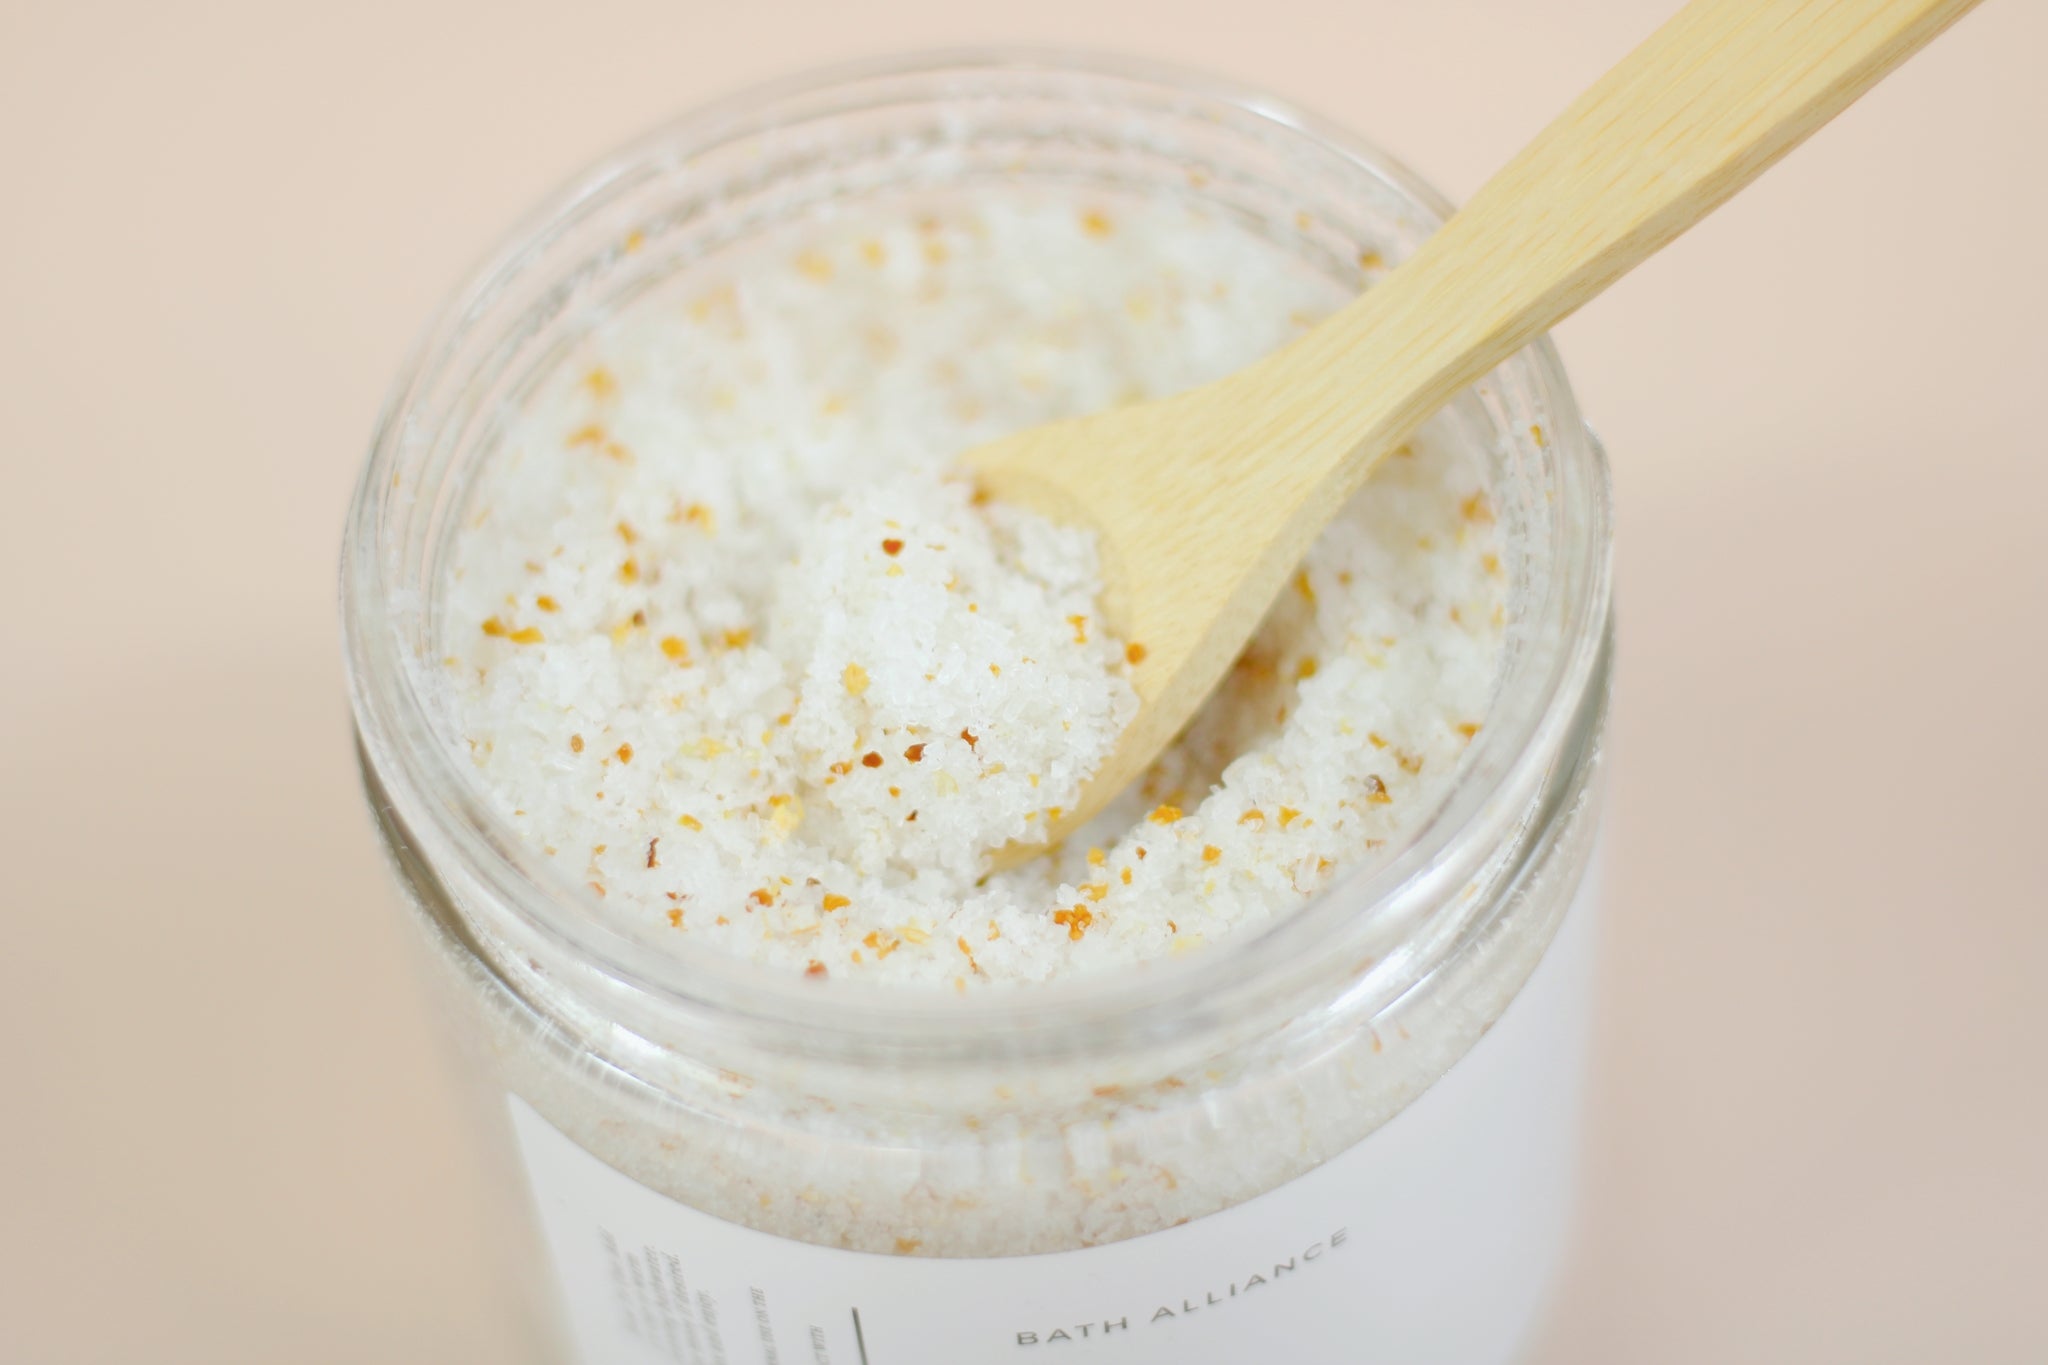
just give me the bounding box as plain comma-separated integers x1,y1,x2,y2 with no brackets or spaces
341,49,1613,1065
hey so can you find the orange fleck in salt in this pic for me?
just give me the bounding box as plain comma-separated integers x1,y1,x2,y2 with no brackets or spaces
1148,805,1182,825
1120,867,1133,885
1080,209,1113,238
1296,656,1318,680
569,734,584,754
660,635,691,663
1458,721,1483,740
1086,847,1106,867
881,538,904,556
805,960,828,978
1068,614,1088,643
894,1238,921,1255
677,814,702,831
1365,774,1392,805
480,616,508,637
535,594,559,613
904,743,926,762
1202,845,1222,864
1125,642,1148,665
667,908,684,928
843,663,870,696
615,743,634,764
861,751,883,768
1461,492,1495,524
618,558,639,584
821,893,850,912
566,423,605,449
509,626,544,645
1293,569,1316,605
1278,807,1301,829
721,627,751,650
1052,905,1095,941
583,367,618,399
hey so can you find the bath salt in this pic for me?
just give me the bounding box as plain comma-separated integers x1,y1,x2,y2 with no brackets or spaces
438,193,1504,985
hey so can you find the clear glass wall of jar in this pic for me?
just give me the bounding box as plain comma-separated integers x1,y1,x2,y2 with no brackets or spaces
343,51,1614,1365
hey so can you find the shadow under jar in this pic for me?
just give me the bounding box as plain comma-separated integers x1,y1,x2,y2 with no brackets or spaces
343,50,1614,1365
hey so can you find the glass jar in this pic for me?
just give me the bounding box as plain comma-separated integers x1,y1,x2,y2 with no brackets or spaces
343,50,1613,1365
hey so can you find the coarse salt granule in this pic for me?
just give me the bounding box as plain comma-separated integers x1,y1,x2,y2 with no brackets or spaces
437,193,1504,986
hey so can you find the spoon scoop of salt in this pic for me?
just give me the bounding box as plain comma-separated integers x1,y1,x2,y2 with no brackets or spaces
969,0,1979,864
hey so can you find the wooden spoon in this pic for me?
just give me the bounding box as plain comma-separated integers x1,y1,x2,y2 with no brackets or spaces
970,0,1978,863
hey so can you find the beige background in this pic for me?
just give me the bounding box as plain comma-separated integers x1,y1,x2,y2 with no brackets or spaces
3,1,2043,1361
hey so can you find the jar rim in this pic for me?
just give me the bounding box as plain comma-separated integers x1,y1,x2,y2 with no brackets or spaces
341,46,1614,1064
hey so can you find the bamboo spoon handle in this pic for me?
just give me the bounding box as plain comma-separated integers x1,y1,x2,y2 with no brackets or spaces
1225,0,1979,500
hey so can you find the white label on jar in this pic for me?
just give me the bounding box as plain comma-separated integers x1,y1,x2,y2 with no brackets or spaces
509,872,1598,1365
